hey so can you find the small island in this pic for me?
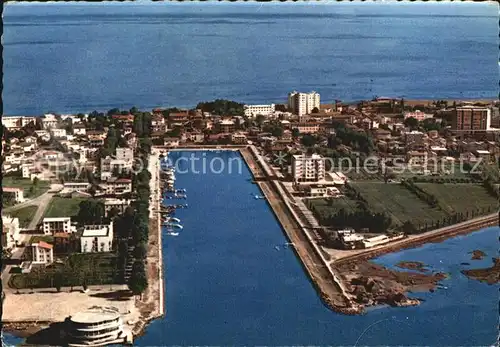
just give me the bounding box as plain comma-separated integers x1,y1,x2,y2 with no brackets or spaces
396,261,429,272
470,249,487,260
461,258,500,285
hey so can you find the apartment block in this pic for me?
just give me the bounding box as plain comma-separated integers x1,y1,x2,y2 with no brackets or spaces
291,154,326,183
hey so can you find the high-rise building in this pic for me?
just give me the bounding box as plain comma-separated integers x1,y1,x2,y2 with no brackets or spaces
288,91,320,116
291,154,325,183
452,106,491,132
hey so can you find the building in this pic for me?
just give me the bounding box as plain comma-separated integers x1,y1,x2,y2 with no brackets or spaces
219,119,236,133
3,187,25,203
288,91,320,116
291,154,326,183
231,133,247,144
99,178,132,196
104,199,132,217
115,147,134,163
243,104,276,117
72,123,87,136
452,106,491,132
65,306,132,346
31,241,54,264
41,114,59,129
293,122,320,134
81,222,114,253
2,216,20,250
50,128,67,138
403,110,433,121
404,130,427,150
62,182,91,194
42,217,73,235
2,116,37,130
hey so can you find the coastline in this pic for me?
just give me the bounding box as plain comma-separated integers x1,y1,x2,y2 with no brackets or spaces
237,145,499,314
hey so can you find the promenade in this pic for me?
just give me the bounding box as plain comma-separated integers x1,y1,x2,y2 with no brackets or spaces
132,150,165,336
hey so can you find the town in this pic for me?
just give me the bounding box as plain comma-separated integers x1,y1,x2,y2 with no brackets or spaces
2,93,499,344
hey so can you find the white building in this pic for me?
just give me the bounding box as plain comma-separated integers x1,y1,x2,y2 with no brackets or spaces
2,116,37,130
2,215,20,250
66,307,132,346
3,187,25,203
291,154,326,183
288,91,320,116
41,114,59,129
104,199,132,217
81,222,114,253
115,147,134,163
30,241,54,264
50,128,67,138
244,104,276,118
42,217,74,235
403,110,434,121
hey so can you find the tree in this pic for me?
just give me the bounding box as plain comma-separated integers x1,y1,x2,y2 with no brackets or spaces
133,243,147,260
128,261,148,297
292,128,300,138
32,177,39,187
311,107,319,114
77,200,105,224
255,115,266,128
301,134,317,147
403,117,419,130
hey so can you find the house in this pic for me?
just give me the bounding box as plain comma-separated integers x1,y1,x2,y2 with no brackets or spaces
88,135,105,147
231,133,247,144
99,178,132,196
164,137,180,148
41,114,59,129
81,222,114,253
31,241,54,264
3,187,25,203
24,136,37,144
406,151,428,165
100,156,132,181
124,133,137,149
42,217,74,235
151,114,166,133
219,119,236,133
61,182,91,194
73,123,87,136
116,147,134,163
374,128,392,141
293,122,320,134
50,128,67,138
104,199,132,217
2,216,20,250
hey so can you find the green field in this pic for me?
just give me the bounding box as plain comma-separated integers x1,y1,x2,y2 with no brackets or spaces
307,197,360,222
9,205,38,228
416,183,497,215
43,197,86,218
2,177,50,199
351,182,446,227
9,253,120,289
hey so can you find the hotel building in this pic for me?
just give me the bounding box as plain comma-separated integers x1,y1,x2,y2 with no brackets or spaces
291,154,326,183
287,91,320,116
42,217,73,235
243,104,276,117
452,106,491,132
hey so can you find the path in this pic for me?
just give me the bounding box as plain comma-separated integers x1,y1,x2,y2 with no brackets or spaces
27,192,56,230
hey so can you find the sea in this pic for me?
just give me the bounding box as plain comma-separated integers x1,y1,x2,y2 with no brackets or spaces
2,2,499,115
2,3,499,346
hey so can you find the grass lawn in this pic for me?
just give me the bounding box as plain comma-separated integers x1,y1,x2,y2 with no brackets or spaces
351,182,446,227
9,253,120,289
43,197,86,218
2,177,50,199
30,235,54,244
416,183,497,216
9,205,38,228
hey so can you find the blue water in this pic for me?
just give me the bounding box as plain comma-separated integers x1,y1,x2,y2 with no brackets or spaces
133,151,498,346
3,2,499,115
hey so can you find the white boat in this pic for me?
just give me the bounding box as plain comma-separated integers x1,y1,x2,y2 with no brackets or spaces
167,223,183,229
254,195,265,200
166,232,179,236
170,217,181,223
